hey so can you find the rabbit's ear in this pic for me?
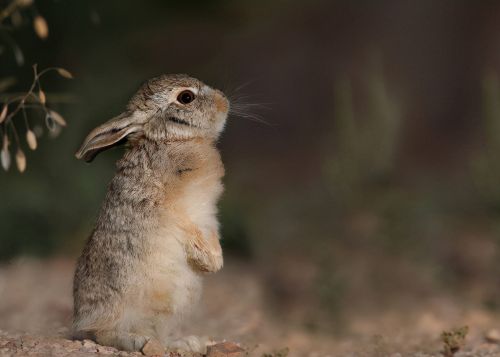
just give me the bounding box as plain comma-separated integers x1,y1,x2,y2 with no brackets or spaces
75,112,144,162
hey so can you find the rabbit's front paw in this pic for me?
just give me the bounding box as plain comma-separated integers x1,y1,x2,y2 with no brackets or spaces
209,230,223,272
191,229,223,273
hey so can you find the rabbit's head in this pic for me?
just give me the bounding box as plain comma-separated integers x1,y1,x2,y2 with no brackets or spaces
75,74,229,162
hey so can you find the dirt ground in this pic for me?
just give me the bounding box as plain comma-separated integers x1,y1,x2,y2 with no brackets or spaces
1,258,500,357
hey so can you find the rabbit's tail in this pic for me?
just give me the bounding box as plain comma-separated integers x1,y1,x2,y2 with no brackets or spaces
72,304,121,339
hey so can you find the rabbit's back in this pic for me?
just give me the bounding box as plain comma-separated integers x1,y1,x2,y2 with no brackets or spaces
73,147,163,332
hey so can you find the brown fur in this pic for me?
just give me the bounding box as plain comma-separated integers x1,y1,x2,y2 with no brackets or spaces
73,74,229,354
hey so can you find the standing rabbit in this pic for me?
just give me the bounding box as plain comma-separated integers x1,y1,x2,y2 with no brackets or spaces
73,74,229,355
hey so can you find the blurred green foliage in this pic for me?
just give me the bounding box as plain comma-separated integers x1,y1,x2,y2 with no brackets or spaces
471,72,500,207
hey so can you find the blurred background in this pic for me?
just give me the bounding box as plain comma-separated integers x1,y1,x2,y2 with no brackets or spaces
2,0,500,355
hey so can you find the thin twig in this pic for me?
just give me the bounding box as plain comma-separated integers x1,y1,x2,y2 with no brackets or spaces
0,0,20,22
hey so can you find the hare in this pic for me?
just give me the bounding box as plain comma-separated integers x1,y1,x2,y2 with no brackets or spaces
72,74,229,355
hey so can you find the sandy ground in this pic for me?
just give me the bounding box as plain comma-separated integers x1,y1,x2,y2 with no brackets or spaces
1,258,500,356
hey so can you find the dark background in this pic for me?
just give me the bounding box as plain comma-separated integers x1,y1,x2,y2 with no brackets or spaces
2,0,500,337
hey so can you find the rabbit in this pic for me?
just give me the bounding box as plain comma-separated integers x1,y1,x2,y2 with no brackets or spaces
72,74,229,355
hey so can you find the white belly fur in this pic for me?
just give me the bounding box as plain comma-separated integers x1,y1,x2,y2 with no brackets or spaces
122,163,223,338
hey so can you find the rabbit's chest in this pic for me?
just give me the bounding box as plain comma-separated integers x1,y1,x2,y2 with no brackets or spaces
177,161,224,231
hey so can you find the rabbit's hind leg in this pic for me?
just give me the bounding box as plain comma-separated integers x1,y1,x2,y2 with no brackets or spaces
165,335,211,354
95,330,164,355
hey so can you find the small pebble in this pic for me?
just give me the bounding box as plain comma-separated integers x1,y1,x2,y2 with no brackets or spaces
206,342,245,357
486,329,500,343
141,338,165,356
97,346,115,354
82,339,96,348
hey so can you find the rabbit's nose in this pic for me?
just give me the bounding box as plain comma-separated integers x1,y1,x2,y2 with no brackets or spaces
214,90,229,114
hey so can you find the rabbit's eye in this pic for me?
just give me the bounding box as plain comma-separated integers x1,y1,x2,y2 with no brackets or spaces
177,90,195,105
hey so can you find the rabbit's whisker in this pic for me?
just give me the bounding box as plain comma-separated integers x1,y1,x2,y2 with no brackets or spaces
228,96,272,125
229,108,272,126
